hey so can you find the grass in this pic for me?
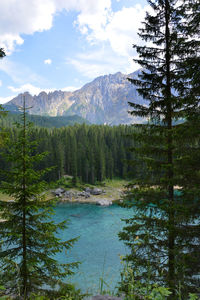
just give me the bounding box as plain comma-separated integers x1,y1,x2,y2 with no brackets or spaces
103,178,130,188
0,178,130,203
0,191,14,202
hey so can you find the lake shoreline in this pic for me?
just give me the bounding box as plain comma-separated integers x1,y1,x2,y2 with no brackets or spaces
48,179,129,206
53,186,124,206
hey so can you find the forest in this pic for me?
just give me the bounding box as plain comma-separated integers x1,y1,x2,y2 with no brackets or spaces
0,122,135,184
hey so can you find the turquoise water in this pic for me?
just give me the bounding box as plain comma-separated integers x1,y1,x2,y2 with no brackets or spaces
53,203,133,294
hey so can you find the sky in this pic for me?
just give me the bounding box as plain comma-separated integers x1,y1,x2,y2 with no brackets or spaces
0,0,149,104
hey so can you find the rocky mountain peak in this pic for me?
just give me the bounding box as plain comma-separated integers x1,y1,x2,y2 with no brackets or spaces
6,70,144,125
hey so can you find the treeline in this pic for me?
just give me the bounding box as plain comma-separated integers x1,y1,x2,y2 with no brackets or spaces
0,111,89,128
0,123,135,184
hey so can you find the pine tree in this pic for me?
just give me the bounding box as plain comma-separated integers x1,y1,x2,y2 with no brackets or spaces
0,99,78,298
0,110,7,148
0,47,7,147
119,0,200,298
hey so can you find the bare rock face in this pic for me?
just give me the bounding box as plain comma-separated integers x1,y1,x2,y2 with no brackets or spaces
6,70,144,125
63,71,144,125
8,90,74,116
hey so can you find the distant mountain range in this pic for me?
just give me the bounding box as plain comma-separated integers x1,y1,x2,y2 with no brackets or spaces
4,70,144,125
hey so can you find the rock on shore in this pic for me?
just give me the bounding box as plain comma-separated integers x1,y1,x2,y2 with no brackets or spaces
96,199,112,206
51,186,117,206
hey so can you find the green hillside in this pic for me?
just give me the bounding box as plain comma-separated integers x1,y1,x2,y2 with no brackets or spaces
0,110,90,128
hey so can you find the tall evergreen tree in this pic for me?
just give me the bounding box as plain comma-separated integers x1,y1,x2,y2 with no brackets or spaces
119,0,200,298
0,99,78,298
0,47,7,147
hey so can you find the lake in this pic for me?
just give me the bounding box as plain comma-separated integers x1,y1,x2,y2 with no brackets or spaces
53,202,133,294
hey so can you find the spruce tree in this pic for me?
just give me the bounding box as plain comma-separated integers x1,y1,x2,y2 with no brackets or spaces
119,0,200,298
0,47,7,146
0,109,7,148
0,99,78,298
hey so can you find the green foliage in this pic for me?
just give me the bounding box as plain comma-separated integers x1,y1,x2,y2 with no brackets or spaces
119,0,200,298
119,258,199,300
0,109,8,148
118,256,171,300
0,100,79,298
0,123,136,184
0,57,8,147
0,48,6,147
0,286,8,300
97,254,112,296
188,294,199,300
0,111,90,128
29,283,86,300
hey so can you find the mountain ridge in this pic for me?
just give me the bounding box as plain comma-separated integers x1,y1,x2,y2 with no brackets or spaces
5,70,144,125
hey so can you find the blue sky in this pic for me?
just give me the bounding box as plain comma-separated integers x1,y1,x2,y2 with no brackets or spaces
0,0,148,104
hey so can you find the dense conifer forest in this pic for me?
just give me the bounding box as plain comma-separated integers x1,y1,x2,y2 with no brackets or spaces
0,111,90,128
0,122,136,184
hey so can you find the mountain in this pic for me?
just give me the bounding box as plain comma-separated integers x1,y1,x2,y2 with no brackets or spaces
5,70,144,125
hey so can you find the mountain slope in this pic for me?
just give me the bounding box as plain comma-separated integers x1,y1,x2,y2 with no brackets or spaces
5,70,144,125
5,90,74,117
0,112,90,128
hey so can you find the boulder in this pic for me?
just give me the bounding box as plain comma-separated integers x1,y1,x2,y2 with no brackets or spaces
85,187,92,193
63,191,72,200
77,192,85,197
64,191,71,196
53,188,65,197
91,188,103,195
84,192,91,198
77,191,91,198
96,199,112,206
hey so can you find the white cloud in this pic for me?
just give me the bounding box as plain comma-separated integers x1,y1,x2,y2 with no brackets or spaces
0,80,2,87
0,95,16,104
75,0,112,42
57,0,111,16
0,0,112,54
69,58,107,78
0,0,55,54
0,0,147,60
105,5,147,56
0,58,21,83
0,35,24,55
66,2,149,77
62,86,80,92
0,0,148,86
7,83,66,96
5,83,81,100
0,58,46,85
44,59,52,65
8,84,44,96
67,30,142,78
76,3,148,57
67,46,139,78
